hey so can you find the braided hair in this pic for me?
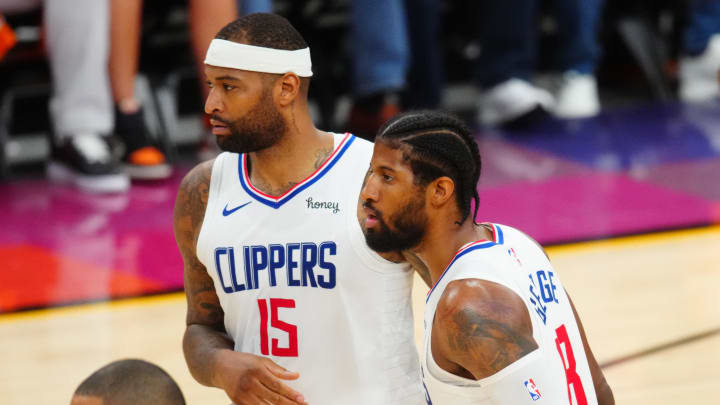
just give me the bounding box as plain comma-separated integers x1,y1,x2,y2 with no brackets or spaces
376,110,482,225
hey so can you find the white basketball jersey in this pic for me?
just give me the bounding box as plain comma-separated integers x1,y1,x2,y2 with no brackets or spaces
422,223,597,405
196,133,424,405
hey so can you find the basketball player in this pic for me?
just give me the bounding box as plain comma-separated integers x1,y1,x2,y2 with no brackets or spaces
359,110,614,404
70,359,185,405
173,13,424,405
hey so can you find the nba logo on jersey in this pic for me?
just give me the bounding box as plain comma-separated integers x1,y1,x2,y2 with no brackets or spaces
524,379,541,401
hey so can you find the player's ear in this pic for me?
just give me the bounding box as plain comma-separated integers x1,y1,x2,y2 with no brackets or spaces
427,177,455,208
276,72,301,107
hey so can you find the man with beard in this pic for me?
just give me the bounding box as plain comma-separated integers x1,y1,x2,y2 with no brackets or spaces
173,13,424,405
359,110,614,405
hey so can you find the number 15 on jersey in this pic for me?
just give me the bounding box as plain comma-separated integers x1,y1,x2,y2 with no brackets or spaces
257,298,299,357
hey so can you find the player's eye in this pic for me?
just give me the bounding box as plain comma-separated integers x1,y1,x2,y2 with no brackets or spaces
382,174,393,182
223,84,235,91
206,81,213,88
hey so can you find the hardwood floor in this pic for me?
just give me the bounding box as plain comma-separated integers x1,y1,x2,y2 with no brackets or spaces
1,226,718,404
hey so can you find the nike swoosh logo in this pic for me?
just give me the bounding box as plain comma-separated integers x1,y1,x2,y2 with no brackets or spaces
222,201,251,216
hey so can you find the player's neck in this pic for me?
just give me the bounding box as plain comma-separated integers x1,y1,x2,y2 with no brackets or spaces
247,114,334,197
414,221,491,286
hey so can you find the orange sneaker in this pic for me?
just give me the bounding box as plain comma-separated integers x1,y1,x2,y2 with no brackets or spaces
115,107,172,180
124,145,171,180
0,15,17,62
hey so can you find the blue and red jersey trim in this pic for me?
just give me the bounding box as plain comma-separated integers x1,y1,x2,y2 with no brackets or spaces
238,133,355,209
426,223,504,302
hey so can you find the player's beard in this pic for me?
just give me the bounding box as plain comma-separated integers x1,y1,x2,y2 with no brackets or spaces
363,196,428,253
214,87,287,153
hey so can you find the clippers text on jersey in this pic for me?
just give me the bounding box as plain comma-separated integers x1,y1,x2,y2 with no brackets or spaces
213,242,338,292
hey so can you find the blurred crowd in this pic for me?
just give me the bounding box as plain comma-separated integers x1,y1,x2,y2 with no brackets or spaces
1,0,720,194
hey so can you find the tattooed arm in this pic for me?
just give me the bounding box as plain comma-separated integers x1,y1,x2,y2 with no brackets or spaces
174,161,307,405
430,279,538,380
174,160,227,385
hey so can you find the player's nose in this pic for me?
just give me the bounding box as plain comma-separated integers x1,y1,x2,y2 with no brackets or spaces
204,87,223,115
360,175,379,202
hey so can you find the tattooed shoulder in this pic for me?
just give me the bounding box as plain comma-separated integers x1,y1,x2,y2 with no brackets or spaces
434,279,538,378
174,160,214,257
174,160,225,328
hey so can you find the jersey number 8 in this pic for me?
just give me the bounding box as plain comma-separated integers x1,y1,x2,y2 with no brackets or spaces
555,324,588,405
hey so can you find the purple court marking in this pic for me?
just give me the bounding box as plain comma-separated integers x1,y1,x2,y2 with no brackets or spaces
0,168,189,288
632,157,720,202
500,102,720,170
478,172,715,244
478,138,594,188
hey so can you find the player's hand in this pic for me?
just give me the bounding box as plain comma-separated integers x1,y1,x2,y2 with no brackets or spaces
214,351,308,405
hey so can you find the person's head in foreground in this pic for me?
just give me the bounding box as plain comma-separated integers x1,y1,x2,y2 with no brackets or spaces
203,12,313,154
359,110,481,252
70,359,185,405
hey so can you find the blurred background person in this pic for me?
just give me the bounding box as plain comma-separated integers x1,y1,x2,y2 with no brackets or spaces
239,0,413,140
476,0,604,127
0,0,128,193
344,0,408,139
108,0,237,179
679,0,720,103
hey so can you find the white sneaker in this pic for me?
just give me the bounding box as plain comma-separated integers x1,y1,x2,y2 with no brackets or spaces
478,78,555,126
679,34,720,103
554,71,600,119
48,133,130,193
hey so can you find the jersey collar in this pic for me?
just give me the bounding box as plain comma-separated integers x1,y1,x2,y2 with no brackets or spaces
425,223,504,302
238,133,355,209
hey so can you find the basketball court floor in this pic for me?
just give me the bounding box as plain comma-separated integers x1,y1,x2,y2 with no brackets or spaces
1,101,719,404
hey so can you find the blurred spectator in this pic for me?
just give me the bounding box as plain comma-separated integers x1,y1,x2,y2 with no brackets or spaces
0,0,129,193
679,0,720,102
239,1,411,140
403,0,443,111
109,0,237,176
0,0,40,14
476,0,604,127
345,0,408,140
70,359,185,405
239,0,270,14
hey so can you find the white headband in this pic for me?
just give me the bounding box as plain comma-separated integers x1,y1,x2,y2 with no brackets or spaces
204,39,313,77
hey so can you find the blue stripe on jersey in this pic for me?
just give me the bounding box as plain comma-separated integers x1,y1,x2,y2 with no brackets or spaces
237,134,356,209
495,224,505,244
425,224,505,303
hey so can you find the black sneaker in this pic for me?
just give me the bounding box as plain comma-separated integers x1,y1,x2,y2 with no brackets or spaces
47,133,130,193
115,107,172,180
